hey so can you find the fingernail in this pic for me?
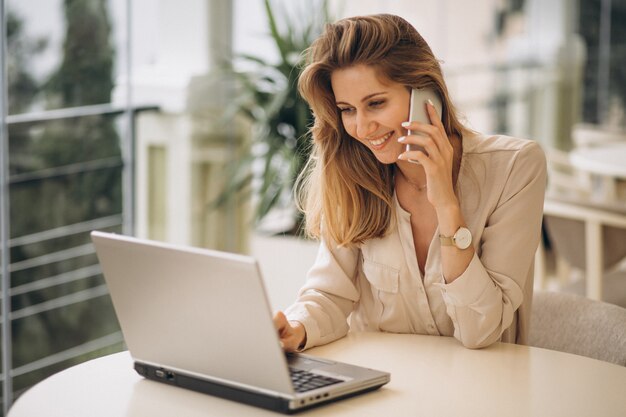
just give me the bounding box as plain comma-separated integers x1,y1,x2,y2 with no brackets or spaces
397,153,406,160
397,136,406,143
427,99,434,107
401,122,410,128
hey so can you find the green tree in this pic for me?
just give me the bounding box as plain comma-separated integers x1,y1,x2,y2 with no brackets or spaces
46,0,115,107
6,10,46,115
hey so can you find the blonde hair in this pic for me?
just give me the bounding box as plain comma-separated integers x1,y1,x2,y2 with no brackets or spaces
296,14,469,246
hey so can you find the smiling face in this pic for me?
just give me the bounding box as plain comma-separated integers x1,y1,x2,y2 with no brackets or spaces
331,64,410,165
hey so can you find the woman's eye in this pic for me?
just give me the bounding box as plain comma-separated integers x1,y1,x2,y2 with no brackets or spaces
369,100,385,108
338,107,354,114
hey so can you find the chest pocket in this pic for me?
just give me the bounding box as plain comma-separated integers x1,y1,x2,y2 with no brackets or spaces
362,259,399,293
361,259,400,329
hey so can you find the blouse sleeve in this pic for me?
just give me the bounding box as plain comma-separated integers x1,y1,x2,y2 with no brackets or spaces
437,141,547,348
284,238,360,349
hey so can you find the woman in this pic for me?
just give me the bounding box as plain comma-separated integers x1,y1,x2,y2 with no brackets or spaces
274,14,546,350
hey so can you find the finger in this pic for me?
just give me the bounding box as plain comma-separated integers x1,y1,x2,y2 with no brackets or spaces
403,123,445,150
407,149,436,172
401,120,437,136
398,134,433,148
404,122,441,140
398,149,428,163
398,136,441,162
401,120,416,131
406,126,451,162
273,311,287,331
280,332,297,352
425,101,453,152
425,99,443,128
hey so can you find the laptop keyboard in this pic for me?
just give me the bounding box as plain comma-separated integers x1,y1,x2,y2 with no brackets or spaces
289,368,343,393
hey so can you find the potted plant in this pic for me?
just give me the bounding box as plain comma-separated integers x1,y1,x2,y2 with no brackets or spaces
214,0,332,236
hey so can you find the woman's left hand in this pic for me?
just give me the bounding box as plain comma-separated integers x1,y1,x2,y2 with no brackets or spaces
398,101,458,209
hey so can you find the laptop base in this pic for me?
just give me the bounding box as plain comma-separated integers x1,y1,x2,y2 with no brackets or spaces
135,362,385,414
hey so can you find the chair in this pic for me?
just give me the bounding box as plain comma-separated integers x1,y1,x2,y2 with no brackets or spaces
544,147,591,200
529,290,626,366
572,123,626,148
570,124,626,203
537,195,626,307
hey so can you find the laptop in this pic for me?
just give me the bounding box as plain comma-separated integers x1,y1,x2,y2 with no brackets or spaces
91,231,390,413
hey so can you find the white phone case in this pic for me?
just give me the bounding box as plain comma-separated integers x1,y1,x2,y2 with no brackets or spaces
406,88,443,153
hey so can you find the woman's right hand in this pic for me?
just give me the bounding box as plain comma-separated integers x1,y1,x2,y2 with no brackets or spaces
273,311,307,352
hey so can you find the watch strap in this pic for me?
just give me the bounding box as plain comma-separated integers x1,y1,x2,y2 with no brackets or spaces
439,235,455,246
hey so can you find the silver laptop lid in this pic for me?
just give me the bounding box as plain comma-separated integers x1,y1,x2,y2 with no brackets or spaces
91,231,294,394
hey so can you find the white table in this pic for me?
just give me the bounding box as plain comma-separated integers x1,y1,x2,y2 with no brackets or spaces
570,143,626,203
8,332,626,417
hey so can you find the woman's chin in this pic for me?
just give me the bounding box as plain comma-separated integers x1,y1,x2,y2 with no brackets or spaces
372,150,401,165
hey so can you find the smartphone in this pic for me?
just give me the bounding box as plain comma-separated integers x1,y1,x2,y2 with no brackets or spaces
406,88,443,154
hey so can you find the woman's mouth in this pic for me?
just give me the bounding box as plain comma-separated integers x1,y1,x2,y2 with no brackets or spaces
368,131,394,148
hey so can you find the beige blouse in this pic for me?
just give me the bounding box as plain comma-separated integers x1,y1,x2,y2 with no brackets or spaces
285,132,547,349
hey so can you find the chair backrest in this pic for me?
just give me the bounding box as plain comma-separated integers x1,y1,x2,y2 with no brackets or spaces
529,290,626,366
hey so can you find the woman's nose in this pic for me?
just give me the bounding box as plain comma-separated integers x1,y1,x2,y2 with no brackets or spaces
356,113,377,139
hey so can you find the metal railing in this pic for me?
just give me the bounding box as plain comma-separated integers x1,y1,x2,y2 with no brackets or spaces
0,102,157,414
0,0,12,411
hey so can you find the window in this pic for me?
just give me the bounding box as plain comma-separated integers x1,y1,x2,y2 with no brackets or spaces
0,0,140,413
579,0,626,127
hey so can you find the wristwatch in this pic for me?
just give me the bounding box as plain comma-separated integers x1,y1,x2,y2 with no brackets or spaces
439,226,472,250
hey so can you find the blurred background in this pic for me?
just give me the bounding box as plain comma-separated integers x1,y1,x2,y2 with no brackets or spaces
0,0,625,413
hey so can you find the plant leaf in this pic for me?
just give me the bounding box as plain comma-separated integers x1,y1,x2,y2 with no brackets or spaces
264,0,288,63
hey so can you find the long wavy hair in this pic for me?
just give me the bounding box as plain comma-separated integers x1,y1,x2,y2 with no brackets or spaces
296,14,469,247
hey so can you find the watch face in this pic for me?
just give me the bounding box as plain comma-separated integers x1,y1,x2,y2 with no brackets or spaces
454,227,472,250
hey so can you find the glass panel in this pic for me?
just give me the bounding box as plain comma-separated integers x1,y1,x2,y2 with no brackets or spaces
7,114,125,404
579,0,626,126
8,115,123,234
608,3,626,127
3,0,130,411
12,295,123,397
6,0,127,114
579,0,601,123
